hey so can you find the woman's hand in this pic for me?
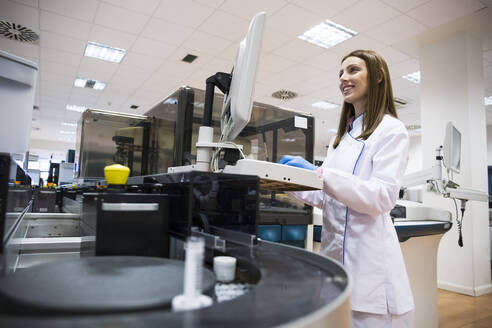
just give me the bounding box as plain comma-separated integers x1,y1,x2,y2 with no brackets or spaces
278,155,316,171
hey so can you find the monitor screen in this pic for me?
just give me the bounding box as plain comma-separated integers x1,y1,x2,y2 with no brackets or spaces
451,125,461,172
443,122,461,173
220,12,266,142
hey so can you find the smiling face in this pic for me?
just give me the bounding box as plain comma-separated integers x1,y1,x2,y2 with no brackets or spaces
339,56,369,110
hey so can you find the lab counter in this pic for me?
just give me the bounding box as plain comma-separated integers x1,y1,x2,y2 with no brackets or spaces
394,203,452,328
394,219,452,242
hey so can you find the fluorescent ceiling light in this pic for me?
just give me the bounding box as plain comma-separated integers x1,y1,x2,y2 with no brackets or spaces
58,137,75,142
299,20,357,49
402,71,420,84
84,41,126,63
60,130,76,135
485,96,492,106
66,104,86,112
74,77,106,90
281,138,297,143
61,122,77,127
311,101,339,110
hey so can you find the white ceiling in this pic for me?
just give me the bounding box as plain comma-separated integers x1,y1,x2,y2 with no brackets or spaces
0,0,491,148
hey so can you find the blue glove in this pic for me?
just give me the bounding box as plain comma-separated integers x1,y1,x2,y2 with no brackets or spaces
278,155,316,171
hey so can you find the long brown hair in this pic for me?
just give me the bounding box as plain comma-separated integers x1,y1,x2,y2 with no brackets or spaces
332,49,397,148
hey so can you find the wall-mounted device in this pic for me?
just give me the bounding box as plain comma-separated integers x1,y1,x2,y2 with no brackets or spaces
400,122,488,246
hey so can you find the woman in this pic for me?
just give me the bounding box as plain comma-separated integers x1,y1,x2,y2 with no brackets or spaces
279,49,414,327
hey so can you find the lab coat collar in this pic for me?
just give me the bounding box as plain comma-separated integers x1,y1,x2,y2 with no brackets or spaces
349,113,364,136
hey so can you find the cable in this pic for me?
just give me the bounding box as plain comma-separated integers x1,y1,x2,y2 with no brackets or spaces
451,198,465,247
210,142,246,173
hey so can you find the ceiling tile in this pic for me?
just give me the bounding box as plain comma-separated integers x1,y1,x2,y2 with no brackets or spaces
77,56,119,81
0,0,39,29
140,79,179,94
40,60,78,76
388,58,420,78
395,84,420,101
220,0,287,20
40,92,70,105
133,87,170,104
484,50,492,63
287,76,335,97
484,65,492,79
259,69,304,87
39,30,86,54
183,69,215,88
150,60,196,80
193,0,225,9
330,33,386,56
0,37,40,60
260,54,296,73
94,2,149,35
332,0,400,32
290,0,359,18
380,0,431,12
88,25,137,50
69,94,99,108
280,64,321,82
40,10,91,40
261,25,292,53
71,84,103,99
141,18,194,45
154,0,215,28
199,10,250,42
10,0,39,8
121,52,164,71
40,80,72,92
166,47,215,69
272,38,325,63
378,46,411,65
181,31,232,56
39,0,98,22
366,15,428,45
102,81,138,96
40,47,82,67
407,0,485,28
303,87,344,105
304,50,341,71
95,92,128,111
102,0,161,15
268,4,323,38
130,37,177,59
216,43,240,60
111,65,152,86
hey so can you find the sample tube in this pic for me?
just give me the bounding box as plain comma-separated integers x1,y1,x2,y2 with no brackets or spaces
183,236,205,297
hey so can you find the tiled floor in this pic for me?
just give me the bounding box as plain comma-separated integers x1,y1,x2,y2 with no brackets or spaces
438,289,492,327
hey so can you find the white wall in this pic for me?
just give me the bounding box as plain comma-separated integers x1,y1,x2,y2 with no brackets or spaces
406,135,422,174
420,32,491,296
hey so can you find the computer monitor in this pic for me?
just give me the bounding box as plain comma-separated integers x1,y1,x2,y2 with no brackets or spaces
443,121,461,174
219,12,266,142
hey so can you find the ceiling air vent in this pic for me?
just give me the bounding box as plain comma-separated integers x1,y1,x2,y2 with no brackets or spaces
182,54,198,63
0,21,39,43
272,89,297,100
406,124,421,131
394,97,408,109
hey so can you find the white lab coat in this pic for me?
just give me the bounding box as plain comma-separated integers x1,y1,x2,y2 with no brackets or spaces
290,114,414,315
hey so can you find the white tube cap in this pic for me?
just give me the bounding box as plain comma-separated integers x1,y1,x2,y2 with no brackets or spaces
213,256,237,283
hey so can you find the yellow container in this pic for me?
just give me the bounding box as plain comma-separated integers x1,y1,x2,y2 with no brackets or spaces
104,164,130,185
